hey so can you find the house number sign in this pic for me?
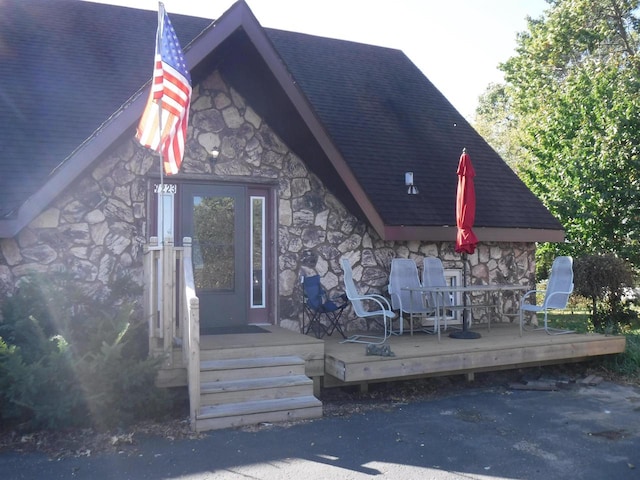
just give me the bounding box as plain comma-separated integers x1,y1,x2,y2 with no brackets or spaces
154,184,177,194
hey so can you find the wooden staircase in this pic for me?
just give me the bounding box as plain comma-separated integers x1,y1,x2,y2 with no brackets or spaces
195,355,323,432
144,240,325,433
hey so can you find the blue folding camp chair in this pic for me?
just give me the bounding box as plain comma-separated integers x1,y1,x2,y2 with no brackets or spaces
302,275,348,339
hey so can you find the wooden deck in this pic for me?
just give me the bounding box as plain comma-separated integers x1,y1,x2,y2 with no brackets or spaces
159,324,626,391
322,323,626,387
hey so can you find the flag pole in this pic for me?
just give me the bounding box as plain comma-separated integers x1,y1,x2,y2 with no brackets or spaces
157,3,165,247
155,3,165,337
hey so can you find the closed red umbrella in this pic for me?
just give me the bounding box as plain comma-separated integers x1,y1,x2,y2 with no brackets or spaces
451,148,480,339
455,148,478,254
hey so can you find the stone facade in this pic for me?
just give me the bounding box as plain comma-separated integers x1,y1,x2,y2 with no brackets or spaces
0,70,536,332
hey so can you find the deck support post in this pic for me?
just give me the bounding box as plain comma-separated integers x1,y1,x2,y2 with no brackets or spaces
313,377,321,398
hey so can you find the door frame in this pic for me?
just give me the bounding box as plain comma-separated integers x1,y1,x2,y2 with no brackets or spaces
159,180,277,327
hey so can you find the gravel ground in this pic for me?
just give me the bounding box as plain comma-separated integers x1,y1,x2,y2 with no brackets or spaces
0,362,636,460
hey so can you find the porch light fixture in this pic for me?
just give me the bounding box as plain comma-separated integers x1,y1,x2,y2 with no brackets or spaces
405,171,418,195
210,147,220,159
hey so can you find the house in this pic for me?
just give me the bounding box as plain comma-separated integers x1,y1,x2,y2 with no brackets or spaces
0,0,582,430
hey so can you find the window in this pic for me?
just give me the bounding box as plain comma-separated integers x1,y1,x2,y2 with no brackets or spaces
250,196,266,308
444,269,463,322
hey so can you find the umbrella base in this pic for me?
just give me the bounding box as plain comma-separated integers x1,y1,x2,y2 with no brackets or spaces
449,330,481,339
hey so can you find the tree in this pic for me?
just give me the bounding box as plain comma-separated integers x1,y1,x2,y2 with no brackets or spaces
478,0,640,274
474,83,525,172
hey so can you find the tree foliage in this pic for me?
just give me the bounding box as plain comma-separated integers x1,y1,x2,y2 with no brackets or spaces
474,83,526,171
476,0,640,274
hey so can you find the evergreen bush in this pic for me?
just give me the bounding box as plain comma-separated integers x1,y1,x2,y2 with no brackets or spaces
0,272,171,431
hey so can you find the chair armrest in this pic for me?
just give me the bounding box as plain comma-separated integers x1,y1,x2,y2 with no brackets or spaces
330,293,347,302
350,293,394,316
520,289,542,306
367,293,393,311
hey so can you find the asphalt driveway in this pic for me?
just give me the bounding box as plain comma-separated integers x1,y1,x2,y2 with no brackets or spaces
1,378,639,479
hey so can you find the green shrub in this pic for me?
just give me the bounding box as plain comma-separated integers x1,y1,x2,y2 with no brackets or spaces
0,336,87,429
73,318,171,430
591,305,640,335
602,333,640,378
573,254,637,333
0,272,170,431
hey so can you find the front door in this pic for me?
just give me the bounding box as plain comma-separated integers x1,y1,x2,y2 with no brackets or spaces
181,184,273,329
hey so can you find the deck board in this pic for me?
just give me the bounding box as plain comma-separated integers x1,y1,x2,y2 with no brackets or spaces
199,325,324,350
322,323,626,386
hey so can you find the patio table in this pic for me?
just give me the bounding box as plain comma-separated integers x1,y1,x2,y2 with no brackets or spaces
402,284,528,342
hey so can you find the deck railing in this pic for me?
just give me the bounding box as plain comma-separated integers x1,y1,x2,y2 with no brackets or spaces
180,239,201,430
143,236,200,430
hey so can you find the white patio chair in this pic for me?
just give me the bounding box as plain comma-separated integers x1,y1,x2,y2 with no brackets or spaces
340,258,396,345
519,256,574,336
388,258,435,335
422,257,466,335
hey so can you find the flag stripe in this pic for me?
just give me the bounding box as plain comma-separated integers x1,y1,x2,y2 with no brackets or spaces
151,57,164,99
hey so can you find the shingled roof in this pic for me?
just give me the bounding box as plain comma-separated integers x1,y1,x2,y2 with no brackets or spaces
0,0,564,242
262,29,563,239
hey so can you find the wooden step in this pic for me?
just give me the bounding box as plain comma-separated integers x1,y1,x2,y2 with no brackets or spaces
199,343,324,362
198,339,326,378
196,396,322,432
200,356,305,383
201,355,305,369
201,375,313,405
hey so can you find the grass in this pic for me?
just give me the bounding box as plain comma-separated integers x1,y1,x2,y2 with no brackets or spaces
545,310,591,333
543,306,640,381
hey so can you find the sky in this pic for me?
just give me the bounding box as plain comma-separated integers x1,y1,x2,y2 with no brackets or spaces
86,0,550,120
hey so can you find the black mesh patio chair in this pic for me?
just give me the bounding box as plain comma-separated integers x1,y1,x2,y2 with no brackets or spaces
302,275,347,339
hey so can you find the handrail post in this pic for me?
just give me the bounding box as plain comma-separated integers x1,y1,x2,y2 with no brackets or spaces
162,236,175,363
182,236,201,431
182,237,192,366
188,296,200,431
144,236,160,355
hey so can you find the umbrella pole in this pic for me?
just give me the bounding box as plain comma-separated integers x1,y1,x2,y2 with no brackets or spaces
449,253,481,339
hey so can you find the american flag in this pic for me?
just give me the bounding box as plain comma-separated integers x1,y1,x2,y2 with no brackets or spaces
136,4,192,175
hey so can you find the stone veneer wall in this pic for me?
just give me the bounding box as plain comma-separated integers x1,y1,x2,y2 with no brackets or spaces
0,70,536,331
282,239,536,332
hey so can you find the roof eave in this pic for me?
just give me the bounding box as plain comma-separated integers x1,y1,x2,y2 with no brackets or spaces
0,105,141,238
382,225,565,243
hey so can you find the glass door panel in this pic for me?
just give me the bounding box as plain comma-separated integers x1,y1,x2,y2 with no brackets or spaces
193,195,235,291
